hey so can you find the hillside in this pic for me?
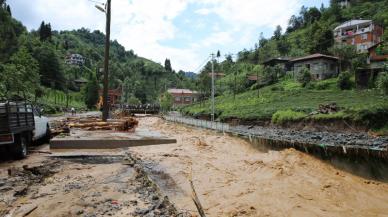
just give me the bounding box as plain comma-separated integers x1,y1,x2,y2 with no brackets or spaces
185,0,388,132
0,0,195,113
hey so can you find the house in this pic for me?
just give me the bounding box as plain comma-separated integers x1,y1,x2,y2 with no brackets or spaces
98,88,122,107
367,41,388,69
263,57,291,71
167,88,199,107
65,53,85,66
291,53,339,80
356,41,388,89
263,57,292,77
334,20,383,53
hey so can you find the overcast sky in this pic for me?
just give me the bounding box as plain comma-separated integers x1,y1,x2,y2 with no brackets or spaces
8,0,329,72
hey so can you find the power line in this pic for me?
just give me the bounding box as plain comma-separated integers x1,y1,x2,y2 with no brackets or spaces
192,55,212,74
87,0,105,5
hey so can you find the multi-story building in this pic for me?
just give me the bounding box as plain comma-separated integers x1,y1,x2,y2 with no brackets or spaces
334,20,383,53
167,89,199,107
65,53,85,66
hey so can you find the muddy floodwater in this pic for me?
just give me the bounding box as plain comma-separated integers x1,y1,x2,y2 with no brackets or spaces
1,116,388,217
131,117,388,217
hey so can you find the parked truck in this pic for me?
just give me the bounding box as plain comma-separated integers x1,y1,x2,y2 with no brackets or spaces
0,99,51,159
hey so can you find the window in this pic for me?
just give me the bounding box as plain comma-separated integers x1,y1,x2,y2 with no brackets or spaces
175,96,181,102
306,64,310,69
351,38,355,45
362,33,368,40
184,97,191,102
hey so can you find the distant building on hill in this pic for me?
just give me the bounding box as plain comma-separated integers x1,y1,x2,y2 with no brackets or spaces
291,53,339,80
167,88,199,107
65,53,85,66
334,20,383,53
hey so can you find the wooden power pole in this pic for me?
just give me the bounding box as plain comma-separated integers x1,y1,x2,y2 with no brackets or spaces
102,0,111,121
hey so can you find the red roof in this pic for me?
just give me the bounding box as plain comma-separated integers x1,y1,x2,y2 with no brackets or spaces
291,53,339,63
167,89,198,94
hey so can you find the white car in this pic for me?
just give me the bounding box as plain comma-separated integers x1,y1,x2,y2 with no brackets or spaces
0,102,51,159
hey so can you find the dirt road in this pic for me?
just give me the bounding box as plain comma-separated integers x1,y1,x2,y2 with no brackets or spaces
1,116,388,217
131,117,388,217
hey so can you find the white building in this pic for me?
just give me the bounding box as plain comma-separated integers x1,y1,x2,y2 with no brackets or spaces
65,54,85,66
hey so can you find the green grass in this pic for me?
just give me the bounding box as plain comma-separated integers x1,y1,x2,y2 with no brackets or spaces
183,78,388,129
272,110,307,124
38,88,86,114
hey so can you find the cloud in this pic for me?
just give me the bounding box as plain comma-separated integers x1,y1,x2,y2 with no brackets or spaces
8,0,314,72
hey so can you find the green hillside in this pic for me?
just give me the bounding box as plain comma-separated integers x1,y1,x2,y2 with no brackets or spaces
185,0,388,131
0,0,194,113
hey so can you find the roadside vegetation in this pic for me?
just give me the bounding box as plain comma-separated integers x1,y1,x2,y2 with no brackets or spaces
183,76,388,130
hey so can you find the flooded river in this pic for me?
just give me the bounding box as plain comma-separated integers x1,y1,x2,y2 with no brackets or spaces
132,117,388,217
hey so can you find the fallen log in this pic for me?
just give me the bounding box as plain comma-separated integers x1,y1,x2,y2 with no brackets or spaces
189,170,206,217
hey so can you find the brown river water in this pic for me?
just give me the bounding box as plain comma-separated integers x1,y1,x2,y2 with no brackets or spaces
131,117,388,217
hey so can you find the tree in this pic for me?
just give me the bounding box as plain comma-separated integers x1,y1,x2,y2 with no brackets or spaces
0,3,23,61
84,74,99,108
160,92,173,112
273,25,282,40
39,21,52,41
164,58,172,72
34,44,65,89
0,47,40,98
329,44,358,72
6,4,10,15
297,67,312,87
377,70,388,95
308,22,334,54
121,77,131,103
277,36,290,56
337,71,353,90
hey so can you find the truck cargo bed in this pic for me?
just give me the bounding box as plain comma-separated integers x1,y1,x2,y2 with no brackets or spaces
0,101,35,134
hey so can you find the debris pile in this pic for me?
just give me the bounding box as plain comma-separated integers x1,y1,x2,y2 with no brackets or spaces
317,103,339,114
309,103,340,115
51,116,139,136
112,109,134,119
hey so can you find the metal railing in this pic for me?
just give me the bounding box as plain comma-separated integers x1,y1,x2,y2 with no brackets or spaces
164,116,230,132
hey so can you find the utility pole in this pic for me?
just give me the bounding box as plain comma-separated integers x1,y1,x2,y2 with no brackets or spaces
257,70,260,98
211,53,215,122
101,0,111,121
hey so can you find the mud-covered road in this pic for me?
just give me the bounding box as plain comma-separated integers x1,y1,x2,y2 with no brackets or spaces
1,116,388,217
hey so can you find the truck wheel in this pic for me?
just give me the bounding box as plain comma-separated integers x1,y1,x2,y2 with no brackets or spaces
13,134,28,159
43,125,51,143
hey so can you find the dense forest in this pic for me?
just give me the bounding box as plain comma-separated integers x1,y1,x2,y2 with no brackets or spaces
0,0,195,112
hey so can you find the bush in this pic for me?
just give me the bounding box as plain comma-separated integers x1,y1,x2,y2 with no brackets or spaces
271,110,307,125
377,72,388,95
337,71,353,90
297,68,311,87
